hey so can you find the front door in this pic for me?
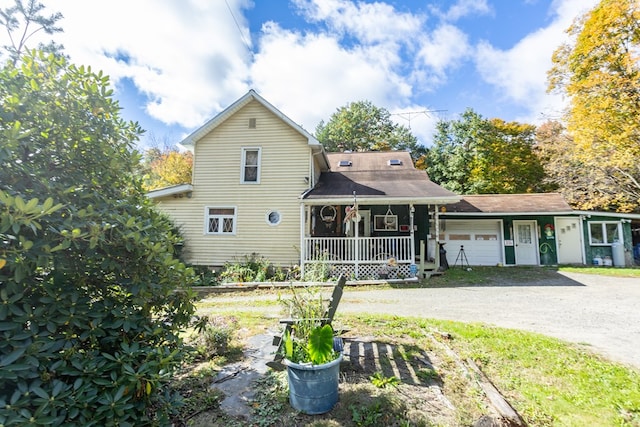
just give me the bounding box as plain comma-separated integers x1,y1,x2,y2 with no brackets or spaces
514,220,538,265
555,217,583,264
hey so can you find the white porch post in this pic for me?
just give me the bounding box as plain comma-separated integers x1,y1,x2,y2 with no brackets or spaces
434,204,439,239
434,204,440,267
409,204,416,263
354,193,359,278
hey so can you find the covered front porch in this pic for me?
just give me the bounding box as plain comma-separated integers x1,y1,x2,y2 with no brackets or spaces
299,200,451,279
299,151,461,279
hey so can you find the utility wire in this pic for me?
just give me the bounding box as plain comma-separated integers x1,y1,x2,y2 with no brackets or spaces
224,0,253,57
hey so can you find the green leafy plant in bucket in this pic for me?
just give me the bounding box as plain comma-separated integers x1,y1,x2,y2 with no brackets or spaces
284,324,337,365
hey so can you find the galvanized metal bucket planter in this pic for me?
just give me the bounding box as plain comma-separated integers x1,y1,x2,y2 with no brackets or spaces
284,353,343,414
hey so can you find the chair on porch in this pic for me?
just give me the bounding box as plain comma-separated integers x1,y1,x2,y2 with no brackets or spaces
267,275,347,371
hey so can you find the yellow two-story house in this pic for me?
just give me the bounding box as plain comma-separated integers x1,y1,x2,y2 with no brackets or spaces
147,90,462,278
149,90,640,274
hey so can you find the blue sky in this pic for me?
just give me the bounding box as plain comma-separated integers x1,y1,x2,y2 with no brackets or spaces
3,0,598,148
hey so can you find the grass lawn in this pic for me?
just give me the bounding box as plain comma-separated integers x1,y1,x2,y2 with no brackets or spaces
418,265,640,287
559,266,640,278
174,267,640,426
346,314,640,426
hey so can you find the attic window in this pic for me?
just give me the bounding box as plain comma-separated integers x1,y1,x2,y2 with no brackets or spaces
338,160,352,167
248,118,257,128
388,159,403,166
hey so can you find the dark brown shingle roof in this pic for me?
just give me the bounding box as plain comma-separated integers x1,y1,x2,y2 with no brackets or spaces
327,151,415,171
304,151,459,203
306,169,457,199
444,193,573,214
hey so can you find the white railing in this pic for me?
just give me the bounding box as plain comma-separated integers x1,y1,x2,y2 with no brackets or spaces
303,236,413,264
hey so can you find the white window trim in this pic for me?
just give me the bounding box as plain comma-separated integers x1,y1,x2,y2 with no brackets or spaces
374,214,398,231
205,206,237,235
587,221,622,246
241,147,261,184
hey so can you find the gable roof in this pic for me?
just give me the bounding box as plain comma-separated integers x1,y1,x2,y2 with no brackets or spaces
444,193,574,215
304,151,460,205
180,89,329,170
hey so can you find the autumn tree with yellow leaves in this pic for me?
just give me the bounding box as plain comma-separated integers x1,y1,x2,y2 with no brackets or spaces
534,120,616,209
426,109,549,195
142,147,193,191
548,0,640,212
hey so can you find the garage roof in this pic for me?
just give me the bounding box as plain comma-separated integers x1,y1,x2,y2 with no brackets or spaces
444,193,573,214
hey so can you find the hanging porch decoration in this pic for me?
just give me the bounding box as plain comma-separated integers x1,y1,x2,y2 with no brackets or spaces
344,205,361,223
384,205,395,227
320,205,336,230
320,205,336,222
343,192,360,234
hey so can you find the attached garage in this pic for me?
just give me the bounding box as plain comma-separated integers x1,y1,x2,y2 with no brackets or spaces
441,219,503,266
436,193,640,268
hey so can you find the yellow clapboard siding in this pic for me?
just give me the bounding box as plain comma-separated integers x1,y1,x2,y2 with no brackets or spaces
157,99,313,267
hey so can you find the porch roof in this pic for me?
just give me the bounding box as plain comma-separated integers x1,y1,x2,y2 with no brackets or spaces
146,184,193,199
302,168,460,205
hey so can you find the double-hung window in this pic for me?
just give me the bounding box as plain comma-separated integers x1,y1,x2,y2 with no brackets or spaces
241,147,261,183
588,221,622,245
206,207,236,235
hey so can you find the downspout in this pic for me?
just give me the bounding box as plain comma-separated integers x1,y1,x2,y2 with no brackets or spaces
309,152,315,187
300,202,306,278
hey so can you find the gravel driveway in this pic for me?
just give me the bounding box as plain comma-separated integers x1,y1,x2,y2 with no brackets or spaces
338,272,640,370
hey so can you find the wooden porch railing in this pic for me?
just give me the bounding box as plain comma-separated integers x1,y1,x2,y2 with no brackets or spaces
302,236,413,264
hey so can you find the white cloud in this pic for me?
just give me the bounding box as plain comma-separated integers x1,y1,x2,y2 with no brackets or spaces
2,0,601,145
250,22,412,134
250,0,473,134
417,24,471,80
473,0,598,123
293,0,424,45
0,0,478,144
36,0,252,128
437,0,492,21
19,0,437,135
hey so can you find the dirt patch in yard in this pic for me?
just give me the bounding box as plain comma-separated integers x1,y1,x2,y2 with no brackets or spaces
335,337,459,426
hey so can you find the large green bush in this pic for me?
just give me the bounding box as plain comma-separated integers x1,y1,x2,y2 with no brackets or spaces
0,51,197,426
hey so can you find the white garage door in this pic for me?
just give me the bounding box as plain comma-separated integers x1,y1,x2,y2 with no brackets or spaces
442,220,503,266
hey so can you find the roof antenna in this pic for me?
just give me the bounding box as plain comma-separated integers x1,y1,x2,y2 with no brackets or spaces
391,109,447,129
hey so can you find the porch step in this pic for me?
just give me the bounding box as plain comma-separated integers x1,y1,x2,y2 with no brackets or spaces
423,270,443,278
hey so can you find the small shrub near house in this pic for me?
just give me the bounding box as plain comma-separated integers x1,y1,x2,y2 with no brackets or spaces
189,316,239,359
192,253,295,285
219,254,280,283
